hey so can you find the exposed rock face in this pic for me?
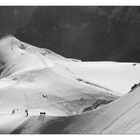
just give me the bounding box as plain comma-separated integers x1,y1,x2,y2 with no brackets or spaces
15,6,140,62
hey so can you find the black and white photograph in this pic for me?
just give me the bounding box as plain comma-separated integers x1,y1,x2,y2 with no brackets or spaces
0,1,140,136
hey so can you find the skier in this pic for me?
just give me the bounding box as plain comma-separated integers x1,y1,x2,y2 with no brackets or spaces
11,109,15,115
25,109,28,117
42,94,48,98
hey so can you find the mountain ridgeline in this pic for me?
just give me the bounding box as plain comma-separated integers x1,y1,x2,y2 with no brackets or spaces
15,6,140,62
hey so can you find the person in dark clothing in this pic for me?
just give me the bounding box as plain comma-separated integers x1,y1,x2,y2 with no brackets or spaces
11,109,15,115
38,112,46,121
42,94,48,98
25,109,28,117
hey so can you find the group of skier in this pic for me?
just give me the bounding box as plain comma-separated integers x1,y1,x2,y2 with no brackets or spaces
11,109,46,119
11,109,29,117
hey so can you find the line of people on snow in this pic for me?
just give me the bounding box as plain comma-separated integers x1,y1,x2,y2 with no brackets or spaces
11,109,29,117
11,109,46,120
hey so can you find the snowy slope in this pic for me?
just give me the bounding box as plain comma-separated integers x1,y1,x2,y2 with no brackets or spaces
0,34,139,133
12,86,140,134
60,61,140,94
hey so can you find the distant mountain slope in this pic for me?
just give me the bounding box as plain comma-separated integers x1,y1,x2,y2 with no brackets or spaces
0,7,36,34
15,6,140,62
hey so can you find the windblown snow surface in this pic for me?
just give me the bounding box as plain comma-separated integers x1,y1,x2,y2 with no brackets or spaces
0,34,140,134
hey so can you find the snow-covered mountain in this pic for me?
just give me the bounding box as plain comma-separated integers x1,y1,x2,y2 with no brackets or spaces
0,34,140,133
